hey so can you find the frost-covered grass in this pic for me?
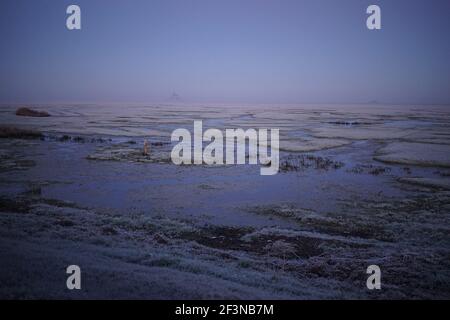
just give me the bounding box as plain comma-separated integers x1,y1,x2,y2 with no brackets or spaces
1,104,450,299
1,187,449,299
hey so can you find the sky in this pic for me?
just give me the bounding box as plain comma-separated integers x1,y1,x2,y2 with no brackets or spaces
0,0,449,105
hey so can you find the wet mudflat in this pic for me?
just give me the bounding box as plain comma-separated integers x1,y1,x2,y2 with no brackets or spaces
0,104,449,299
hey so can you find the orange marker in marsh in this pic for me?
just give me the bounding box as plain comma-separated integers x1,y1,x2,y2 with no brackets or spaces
143,139,150,156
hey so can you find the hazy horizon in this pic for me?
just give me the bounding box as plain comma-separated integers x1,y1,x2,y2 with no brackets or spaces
1,0,449,105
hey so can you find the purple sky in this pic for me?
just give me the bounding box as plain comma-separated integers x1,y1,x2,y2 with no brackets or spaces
1,0,449,104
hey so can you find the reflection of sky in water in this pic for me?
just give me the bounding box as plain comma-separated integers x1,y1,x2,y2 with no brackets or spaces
0,137,441,228
2,104,449,228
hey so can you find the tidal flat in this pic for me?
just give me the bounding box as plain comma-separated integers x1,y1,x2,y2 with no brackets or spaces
0,103,449,299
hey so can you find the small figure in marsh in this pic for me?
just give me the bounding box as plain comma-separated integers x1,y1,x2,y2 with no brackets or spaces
143,139,150,156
